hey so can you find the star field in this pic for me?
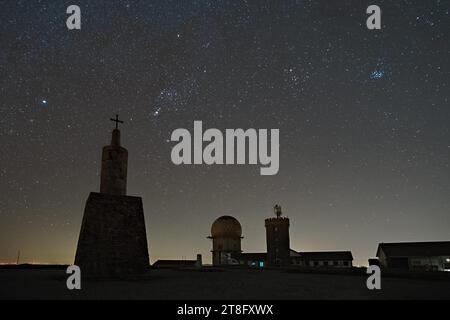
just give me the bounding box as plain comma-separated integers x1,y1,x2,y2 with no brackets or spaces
0,0,449,266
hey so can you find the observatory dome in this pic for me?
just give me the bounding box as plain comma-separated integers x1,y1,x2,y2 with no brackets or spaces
211,216,242,238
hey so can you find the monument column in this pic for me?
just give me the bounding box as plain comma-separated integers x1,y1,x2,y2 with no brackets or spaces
75,115,149,278
100,115,128,195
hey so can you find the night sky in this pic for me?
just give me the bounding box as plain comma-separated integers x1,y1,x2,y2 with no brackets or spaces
0,0,449,266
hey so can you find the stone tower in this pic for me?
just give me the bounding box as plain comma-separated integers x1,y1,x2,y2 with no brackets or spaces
75,115,149,278
208,216,242,266
100,127,127,195
265,205,290,266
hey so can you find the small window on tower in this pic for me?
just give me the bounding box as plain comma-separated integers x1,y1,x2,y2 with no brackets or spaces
274,227,278,232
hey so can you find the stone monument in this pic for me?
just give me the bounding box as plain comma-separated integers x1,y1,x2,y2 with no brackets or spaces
75,115,149,277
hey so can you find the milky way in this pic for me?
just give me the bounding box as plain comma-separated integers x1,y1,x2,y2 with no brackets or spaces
0,0,449,266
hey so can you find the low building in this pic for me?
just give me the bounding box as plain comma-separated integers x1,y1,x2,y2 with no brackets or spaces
152,260,197,268
231,249,353,268
230,253,267,267
295,251,353,268
376,241,450,272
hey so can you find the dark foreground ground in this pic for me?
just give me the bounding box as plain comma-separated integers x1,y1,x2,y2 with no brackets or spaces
1,267,449,300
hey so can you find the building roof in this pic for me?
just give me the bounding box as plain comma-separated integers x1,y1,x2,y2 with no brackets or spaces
210,215,242,238
152,260,196,268
231,250,353,262
300,251,354,261
231,252,267,261
376,241,450,258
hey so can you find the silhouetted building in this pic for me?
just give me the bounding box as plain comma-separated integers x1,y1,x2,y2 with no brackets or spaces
230,253,267,267
376,241,450,272
152,260,197,268
231,250,353,268
220,205,353,269
291,250,353,267
153,255,202,269
75,116,149,277
208,216,243,266
265,205,290,266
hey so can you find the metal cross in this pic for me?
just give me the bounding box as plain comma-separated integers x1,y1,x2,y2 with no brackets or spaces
110,114,124,130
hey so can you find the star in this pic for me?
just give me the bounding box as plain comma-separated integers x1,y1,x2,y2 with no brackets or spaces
370,70,384,80
152,107,162,117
